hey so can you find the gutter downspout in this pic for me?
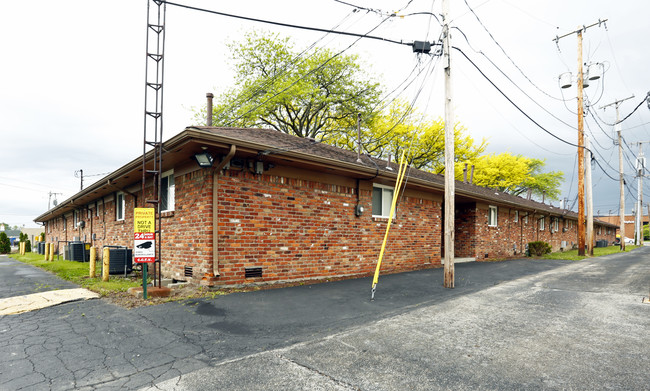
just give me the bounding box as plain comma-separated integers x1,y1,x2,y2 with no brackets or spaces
211,145,236,278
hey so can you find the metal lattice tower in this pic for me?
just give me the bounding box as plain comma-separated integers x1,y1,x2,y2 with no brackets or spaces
142,0,166,287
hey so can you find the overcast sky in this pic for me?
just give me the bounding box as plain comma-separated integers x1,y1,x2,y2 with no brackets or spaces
1,0,649,228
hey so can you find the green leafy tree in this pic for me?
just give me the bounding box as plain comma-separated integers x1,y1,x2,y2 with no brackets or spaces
456,153,564,201
0,232,10,254
329,100,487,171
196,30,382,140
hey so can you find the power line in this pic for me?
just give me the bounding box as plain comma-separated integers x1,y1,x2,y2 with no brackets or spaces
453,46,581,149
162,0,411,47
453,25,578,131
460,0,564,102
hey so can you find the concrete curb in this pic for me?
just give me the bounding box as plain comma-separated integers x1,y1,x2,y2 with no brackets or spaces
0,288,100,315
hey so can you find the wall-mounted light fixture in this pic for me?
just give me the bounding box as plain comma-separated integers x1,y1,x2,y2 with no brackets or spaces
194,152,214,168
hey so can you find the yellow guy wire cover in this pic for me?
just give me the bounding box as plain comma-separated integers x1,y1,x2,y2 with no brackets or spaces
371,151,407,291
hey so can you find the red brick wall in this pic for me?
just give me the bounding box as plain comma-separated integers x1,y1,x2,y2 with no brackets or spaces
213,169,442,285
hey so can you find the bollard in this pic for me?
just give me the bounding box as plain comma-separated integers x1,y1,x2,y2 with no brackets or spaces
89,247,96,278
44,242,50,261
19,242,24,256
102,247,110,282
48,243,54,262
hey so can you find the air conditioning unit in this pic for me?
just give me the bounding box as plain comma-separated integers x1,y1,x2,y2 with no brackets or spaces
560,241,568,251
108,248,133,275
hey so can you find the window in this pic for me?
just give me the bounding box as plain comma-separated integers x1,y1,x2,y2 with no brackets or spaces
524,214,528,224
598,226,602,235
372,184,394,218
73,210,79,228
514,210,519,222
488,206,498,227
116,192,125,221
552,217,559,232
539,216,545,231
161,170,175,212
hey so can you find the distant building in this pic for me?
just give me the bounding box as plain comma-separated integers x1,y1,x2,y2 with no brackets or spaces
597,215,648,239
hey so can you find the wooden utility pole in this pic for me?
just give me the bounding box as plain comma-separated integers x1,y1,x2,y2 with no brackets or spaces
442,0,454,288
576,29,586,256
585,135,594,255
554,20,606,256
600,95,634,250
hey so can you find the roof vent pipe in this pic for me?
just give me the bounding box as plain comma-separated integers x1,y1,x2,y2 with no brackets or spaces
356,113,363,163
206,93,214,126
463,163,468,183
386,154,393,171
470,165,475,184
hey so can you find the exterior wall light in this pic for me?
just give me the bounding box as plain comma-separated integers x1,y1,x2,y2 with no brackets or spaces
194,152,214,167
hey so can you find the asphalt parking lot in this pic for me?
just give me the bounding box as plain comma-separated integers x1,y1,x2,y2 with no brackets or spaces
1,249,648,390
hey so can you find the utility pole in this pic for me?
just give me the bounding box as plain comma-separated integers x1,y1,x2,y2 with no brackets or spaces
48,192,62,210
585,135,594,255
634,142,648,245
600,95,634,250
554,20,607,256
442,0,455,288
74,169,84,191
576,28,586,256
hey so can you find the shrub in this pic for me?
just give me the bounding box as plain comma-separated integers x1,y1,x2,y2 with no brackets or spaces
528,241,551,256
25,239,32,253
0,232,10,254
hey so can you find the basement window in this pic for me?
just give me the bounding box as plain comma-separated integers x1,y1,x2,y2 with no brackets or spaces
161,170,175,212
372,184,394,218
488,205,498,227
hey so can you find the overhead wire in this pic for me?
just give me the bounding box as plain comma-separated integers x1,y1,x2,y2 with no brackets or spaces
460,0,565,102
453,25,578,131
162,0,411,46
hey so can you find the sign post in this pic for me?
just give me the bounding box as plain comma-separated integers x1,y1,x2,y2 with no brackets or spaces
133,208,156,299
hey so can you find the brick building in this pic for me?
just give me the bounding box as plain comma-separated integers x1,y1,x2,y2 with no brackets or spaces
596,215,647,241
34,127,616,286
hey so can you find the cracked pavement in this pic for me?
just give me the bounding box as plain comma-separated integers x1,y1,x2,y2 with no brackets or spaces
1,249,649,390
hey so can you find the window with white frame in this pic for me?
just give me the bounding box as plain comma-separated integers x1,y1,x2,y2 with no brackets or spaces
116,192,125,221
161,170,175,212
514,210,519,222
73,210,79,228
552,217,559,232
539,216,545,231
372,184,394,218
488,205,498,227
524,213,528,224
598,226,602,235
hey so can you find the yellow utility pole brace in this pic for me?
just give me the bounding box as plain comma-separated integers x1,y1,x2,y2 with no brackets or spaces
371,152,407,300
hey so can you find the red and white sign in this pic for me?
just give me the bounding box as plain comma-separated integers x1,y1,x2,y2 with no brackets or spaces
134,232,155,263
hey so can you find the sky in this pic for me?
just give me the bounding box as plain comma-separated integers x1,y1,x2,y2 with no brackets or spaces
1,0,649,228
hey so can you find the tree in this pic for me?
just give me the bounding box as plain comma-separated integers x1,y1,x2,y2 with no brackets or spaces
0,232,10,254
329,100,487,171
197,30,382,140
456,153,564,201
